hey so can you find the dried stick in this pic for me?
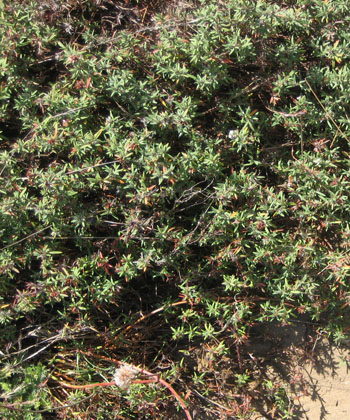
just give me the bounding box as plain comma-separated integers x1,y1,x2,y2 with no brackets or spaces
305,79,350,147
122,300,187,335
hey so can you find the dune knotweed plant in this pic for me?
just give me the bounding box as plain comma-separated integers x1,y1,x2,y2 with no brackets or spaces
2,0,350,418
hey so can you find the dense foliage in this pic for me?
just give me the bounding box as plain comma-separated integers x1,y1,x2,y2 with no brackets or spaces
1,0,350,418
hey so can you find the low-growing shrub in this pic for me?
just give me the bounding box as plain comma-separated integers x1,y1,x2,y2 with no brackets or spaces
2,0,350,418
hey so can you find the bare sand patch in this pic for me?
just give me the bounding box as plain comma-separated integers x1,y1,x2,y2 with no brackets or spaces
293,339,350,420
249,322,350,420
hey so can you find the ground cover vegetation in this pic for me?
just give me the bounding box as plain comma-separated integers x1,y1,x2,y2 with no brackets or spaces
1,0,350,418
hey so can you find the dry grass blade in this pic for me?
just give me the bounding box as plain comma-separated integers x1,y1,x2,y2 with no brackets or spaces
305,79,350,147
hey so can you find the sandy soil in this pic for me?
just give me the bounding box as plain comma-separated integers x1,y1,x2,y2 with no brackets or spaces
292,338,350,420
174,321,350,420
249,322,350,420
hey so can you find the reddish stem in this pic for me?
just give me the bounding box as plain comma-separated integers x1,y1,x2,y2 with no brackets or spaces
121,363,192,420
59,359,192,420
59,381,115,389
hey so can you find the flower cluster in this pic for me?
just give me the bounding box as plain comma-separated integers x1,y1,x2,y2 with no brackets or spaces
113,365,137,390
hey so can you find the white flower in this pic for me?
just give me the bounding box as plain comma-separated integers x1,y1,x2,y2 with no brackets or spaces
228,129,238,140
113,365,137,390
62,23,74,34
